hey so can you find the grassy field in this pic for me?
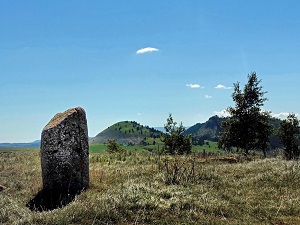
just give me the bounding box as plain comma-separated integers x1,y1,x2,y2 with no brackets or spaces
90,141,223,153
1,148,300,224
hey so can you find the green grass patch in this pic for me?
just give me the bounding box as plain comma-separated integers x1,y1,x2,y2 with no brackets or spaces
89,144,107,153
192,141,222,153
89,144,151,153
90,141,221,154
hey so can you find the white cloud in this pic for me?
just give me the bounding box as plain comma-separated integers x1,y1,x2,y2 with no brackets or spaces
186,84,201,89
271,112,299,119
205,95,212,99
136,47,159,54
137,113,141,116
212,111,299,119
214,109,230,117
215,84,231,89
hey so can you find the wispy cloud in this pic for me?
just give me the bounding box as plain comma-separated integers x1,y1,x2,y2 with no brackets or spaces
214,109,230,117
136,47,159,54
271,112,299,119
215,84,231,89
186,84,202,89
137,113,141,116
205,95,212,99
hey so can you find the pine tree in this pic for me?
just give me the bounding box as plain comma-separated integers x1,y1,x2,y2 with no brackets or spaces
218,72,272,156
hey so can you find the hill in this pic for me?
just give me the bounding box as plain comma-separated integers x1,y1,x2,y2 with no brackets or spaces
185,115,284,149
90,121,162,145
184,115,226,144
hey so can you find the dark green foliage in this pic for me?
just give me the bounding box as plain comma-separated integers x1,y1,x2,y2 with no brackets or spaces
192,136,205,146
139,138,148,146
268,118,283,150
161,114,192,155
107,139,122,153
186,116,281,150
218,72,272,156
268,134,283,150
278,114,300,160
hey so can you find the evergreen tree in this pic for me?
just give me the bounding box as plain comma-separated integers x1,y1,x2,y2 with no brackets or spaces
278,113,300,160
161,114,192,155
107,139,121,153
218,72,272,156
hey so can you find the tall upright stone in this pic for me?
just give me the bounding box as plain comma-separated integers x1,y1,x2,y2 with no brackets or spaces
41,107,89,194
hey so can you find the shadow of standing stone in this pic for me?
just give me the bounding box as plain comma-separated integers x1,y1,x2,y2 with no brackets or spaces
26,189,76,211
27,106,89,211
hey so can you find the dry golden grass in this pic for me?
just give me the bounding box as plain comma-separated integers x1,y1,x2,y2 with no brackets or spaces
1,149,300,224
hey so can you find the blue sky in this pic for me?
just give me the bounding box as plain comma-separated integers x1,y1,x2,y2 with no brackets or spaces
1,1,300,142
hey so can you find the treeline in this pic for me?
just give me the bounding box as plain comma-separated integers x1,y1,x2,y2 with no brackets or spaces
160,72,300,160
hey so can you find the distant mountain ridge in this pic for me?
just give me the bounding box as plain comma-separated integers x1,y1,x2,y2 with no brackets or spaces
0,140,41,148
0,137,94,148
184,115,226,144
90,121,162,145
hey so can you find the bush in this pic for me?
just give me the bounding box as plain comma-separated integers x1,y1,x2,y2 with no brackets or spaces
161,114,192,155
107,139,122,153
159,155,196,185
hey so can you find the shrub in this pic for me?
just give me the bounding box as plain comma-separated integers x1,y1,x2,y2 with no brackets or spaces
107,139,122,153
161,114,192,155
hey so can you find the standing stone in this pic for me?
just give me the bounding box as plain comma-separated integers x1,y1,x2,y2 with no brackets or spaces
41,107,89,194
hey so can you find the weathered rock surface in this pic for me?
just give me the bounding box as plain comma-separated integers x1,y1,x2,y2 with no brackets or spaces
41,107,89,194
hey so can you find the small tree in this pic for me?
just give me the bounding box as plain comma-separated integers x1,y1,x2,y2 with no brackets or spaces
161,114,192,155
278,114,300,160
107,139,122,153
218,72,272,156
